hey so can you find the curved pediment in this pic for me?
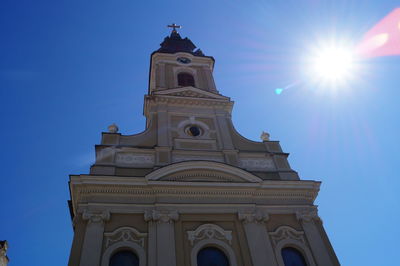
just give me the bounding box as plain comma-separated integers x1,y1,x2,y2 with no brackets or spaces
145,161,262,183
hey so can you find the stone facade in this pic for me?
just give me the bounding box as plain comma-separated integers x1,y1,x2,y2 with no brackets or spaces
68,29,340,266
0,241,9,266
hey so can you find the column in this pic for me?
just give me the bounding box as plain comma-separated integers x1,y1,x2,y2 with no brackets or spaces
79,210,110,266
296,210,334,266
145,210,179,266
238,211,278,266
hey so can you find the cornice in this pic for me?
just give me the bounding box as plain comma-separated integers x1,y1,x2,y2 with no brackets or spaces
144,94,233,114
69,175,320,216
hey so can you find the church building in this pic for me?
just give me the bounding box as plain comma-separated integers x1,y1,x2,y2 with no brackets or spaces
68,25,340,266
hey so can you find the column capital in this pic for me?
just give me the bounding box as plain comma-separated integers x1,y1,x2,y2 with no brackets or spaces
296,209,320,223
144,210,179,223
238,211,269,224
82,210,110,224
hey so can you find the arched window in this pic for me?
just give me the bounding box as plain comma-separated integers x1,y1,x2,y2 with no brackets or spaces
109,250,139,266
281,247,307,266
197,247,229,266
178,72,195,87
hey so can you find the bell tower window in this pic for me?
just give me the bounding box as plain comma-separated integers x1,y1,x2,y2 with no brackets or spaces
178,72,195,87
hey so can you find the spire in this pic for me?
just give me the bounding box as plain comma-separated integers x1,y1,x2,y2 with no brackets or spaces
155,24,205,56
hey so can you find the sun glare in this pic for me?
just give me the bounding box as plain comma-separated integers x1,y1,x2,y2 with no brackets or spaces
306,42,358,87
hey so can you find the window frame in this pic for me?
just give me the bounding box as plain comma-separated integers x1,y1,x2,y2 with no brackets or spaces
101,241,146,266
280,246,308,266
108,249,140,266
190,239,237,266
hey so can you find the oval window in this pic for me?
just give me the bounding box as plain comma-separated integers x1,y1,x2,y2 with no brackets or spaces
185,125,202,137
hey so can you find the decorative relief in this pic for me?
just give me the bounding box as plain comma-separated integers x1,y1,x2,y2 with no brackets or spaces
147,96,233,112
175,140,216,150
187,224,232,246
269,226,305,246
144,210,179,224
172,154,224,163
160,170,242,182
238,211,269,224
115,153,154,166
82,210,110,224
239,158,275,170
170,91,214,99
296,209,320,223
104,227,147,249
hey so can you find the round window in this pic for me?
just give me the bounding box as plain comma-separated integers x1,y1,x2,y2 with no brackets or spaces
185,125,202,137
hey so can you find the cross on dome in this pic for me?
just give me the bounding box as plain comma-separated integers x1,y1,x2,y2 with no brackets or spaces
167,23,181,33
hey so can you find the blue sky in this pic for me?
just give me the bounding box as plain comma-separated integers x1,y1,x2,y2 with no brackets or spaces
1,0,399,265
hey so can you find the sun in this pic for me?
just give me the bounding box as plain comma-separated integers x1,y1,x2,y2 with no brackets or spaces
306,42,358,87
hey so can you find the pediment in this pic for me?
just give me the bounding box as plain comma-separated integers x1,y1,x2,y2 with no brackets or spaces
154,87,229,100
146,161,262,183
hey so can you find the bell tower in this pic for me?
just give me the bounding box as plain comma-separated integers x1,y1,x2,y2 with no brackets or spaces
68,26,340,266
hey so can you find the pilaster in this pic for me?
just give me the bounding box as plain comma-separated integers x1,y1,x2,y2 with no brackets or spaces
156,104,169,146
216,113,234,150
145,210,179,266
238,211,278,266
157,63,166,89
202,66,217,92
79,210,110,266
296,209,334,266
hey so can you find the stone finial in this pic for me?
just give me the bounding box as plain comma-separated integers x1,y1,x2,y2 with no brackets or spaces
108,123,119,133
260,131,270,141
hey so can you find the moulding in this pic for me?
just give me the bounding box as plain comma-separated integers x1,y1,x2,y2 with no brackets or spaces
145,161,262,183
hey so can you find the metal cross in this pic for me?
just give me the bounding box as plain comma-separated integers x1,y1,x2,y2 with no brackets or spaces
167,23,181,32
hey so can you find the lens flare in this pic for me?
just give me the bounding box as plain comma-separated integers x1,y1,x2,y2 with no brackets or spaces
355,8,400,58
304,41,358,88
311,46,355,82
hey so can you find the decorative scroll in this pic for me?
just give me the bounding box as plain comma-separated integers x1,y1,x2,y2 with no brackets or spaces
104,227,147,249
144,210,179,224
187,224,232,246
269,226,305,246
238,211,269,224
